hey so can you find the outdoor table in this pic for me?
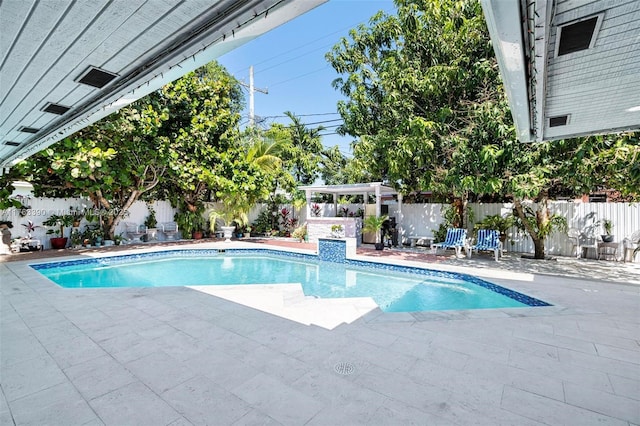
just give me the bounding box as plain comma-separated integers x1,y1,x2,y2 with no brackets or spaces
597,241,619,261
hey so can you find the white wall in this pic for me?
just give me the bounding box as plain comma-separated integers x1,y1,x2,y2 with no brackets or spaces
3,193,638,257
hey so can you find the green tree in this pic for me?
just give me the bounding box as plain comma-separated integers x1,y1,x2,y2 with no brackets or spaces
326,0,639,259
157,62,246,212
16,98,169,238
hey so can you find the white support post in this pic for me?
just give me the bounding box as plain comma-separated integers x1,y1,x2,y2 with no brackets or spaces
397,193,403,244
305,190,312,219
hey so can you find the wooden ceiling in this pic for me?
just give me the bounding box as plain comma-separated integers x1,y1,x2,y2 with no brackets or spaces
482,0,640,142
0,0,326,168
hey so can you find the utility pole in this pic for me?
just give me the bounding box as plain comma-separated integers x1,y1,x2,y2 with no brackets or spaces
239,66,268,127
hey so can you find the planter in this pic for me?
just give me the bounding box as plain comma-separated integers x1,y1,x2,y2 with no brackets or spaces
374,242,385,251
221,226,235,242
601,235,614,243
50,237,68,249
146,228,158,241
193,231,203,240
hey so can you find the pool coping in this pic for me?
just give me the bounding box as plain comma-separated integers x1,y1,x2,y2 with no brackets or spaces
10,242,581,327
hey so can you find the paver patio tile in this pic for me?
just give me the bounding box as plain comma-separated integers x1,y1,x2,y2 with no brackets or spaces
556,347,640,380
595,342,640,364
564,382,640,423
236,345,312,384
1,355,67,402
42,334,107,369
8,382,97,426
125,351,196,394
370,397,457,426
501,385,628,425
231,409,282,425
63,354,138,400
90,381,181,426
508,348,614,392
512,328,599,354
166,417,194,426
151,329,207,362
232,373,324,426
185,350,261,391
2,241,639,425
0,330,49,369
608,373,640,401
109,337,163,364
162,375,251,425
352,363,452,414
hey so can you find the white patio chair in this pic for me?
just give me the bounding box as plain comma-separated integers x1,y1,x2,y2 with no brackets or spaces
161,222,179,240
622,230,640,263
125,222,146,243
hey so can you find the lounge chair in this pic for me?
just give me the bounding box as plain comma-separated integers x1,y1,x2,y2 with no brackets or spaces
467,229,501,261
431,228,467,257
161,222,179,240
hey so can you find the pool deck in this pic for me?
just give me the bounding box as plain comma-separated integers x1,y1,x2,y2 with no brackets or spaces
1,239,639,425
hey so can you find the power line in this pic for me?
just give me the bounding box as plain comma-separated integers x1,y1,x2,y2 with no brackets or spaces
269,65,331,88
301,118,343,126
261,112,340,119
229,7,396,77
230,16,377,76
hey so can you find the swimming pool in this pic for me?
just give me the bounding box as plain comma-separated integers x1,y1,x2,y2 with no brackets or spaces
32,249,550,312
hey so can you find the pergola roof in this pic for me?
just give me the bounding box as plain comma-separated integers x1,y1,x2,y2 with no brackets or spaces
298,182,397,196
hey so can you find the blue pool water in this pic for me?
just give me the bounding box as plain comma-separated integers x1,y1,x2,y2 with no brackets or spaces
32,250,550,312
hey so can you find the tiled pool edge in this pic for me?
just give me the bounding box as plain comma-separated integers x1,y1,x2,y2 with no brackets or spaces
30,247,551,309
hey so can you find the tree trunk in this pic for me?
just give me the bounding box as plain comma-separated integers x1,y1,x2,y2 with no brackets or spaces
513,198,547,259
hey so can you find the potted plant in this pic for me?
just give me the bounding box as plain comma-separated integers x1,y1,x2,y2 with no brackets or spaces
363,214,389,250
21,220,41,238
70,229,83,249
209,200,249,242
174,208,205,239
69,206,84,228
144,204,158,241
474,213,515,246
292,224,307,242
601,219,614,242
113,234,125,246
310,203,321,217
43,214,73,249
330,224,344,238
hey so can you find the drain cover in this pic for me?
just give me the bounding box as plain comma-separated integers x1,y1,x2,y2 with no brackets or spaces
333,361,355,375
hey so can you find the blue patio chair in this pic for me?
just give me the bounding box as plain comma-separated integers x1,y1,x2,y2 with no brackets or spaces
431,228,467,257
467,229,502,261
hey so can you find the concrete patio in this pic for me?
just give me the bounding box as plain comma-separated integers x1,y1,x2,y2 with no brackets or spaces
1,241,639,425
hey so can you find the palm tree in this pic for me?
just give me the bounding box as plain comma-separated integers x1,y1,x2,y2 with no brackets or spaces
243,132,283,174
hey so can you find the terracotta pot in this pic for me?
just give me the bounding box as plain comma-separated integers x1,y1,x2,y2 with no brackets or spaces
193,231,203,240
50,237,68,249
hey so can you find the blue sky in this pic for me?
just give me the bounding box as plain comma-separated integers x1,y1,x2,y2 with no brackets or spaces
218,0,394,156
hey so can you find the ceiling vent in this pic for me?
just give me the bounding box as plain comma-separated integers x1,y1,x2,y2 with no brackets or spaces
556,15,602,56
4,141,20,146
42,102,71,115
18,126,40,133
76,66,118,88
549,115,570,127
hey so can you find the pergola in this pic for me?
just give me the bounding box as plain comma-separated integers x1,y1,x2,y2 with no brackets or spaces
299,182,404,238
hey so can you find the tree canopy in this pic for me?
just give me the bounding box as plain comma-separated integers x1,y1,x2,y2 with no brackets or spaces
326,0,639,258
12,61,275,238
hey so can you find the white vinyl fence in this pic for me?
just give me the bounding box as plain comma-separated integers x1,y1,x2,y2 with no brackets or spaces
2,193,638,257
